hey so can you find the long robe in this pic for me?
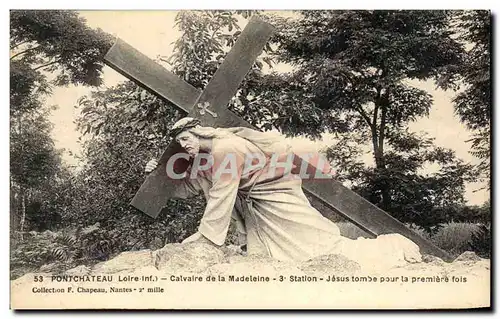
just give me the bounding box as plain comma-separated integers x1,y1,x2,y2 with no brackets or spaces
172,132,343,262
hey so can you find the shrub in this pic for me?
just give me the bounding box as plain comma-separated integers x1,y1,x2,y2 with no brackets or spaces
469,224,491,258
10,230,67,279
428,222,480,256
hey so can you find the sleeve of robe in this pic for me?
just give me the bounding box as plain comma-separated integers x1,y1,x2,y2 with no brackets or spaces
171,176,203,199
170,161,247,243
198,142,245,246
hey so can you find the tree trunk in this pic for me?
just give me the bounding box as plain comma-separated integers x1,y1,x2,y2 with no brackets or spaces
378,103,391,210
372,100,391,211
10,182,19,241
19,187,26,241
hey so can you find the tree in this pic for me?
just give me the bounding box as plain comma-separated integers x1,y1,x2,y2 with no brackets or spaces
68,10,266,255
452,10,491,185
67,80,210,258
253,10,470,212
10,10,114,236
324,130,476,232
10,11,113,84
10,107,62,236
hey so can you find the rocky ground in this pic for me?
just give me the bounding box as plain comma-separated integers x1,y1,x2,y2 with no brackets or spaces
11,235,490,310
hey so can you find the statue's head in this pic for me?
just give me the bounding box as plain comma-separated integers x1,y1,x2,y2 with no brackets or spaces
170,117,202,157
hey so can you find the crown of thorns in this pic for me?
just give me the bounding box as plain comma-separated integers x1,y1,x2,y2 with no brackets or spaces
169,117,201,138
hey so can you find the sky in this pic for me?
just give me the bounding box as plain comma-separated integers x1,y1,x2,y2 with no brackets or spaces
45,10,490,206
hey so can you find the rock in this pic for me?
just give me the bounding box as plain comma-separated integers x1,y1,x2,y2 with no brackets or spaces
206,255,302,279
454,251,481,262
39,262,66,274
92,250,154,274
153,243,226,273
422,254,445,265
127,265,162,277
299,254,361,276
227,253,275,264
10,239,491,309
220,244,246,258
65,265,91,276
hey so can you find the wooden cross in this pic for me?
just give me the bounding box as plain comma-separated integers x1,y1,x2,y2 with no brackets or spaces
103,16,453,262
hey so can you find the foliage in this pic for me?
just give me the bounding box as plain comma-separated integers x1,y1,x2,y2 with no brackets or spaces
469,224,490,258
10,107,62,189
10,10,113,107
451,10,491,185
452,10,491,131
10,230,77,279
27,164,81,231
257,10,465,133
68,11,266,253
429,222,490,258
325,129,477,232
10,106,64,235
11,231,56,274
243,11,471,216
10,10,114,236
24,201,62,231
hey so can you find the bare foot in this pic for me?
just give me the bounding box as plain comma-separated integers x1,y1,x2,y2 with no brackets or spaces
182,232,220,247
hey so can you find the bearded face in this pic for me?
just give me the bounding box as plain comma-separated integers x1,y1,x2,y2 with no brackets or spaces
175,130,200,157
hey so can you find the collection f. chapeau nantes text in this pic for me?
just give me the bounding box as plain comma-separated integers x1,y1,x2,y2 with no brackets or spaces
31,274,468,294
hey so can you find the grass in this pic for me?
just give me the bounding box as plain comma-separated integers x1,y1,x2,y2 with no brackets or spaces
429,222,485,257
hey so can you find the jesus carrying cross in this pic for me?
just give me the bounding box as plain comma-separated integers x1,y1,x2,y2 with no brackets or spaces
145,117,422,266
105,14,450,262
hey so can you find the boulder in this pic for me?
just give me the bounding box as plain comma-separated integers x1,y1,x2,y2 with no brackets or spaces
421,254,445,265
299,254,361,276
39,262,66,274
64,265,91,276
153,242,226,273
91,249,154,274
454,251,482,262
10,240,491,309
206,253,301,279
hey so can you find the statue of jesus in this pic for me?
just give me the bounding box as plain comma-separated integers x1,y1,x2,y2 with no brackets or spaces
145,117,345,262
145,117,422,267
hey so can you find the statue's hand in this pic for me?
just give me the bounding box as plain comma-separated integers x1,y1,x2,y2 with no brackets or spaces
145,159,159,173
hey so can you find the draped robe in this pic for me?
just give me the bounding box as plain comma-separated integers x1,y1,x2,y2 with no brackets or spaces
171,131,344,262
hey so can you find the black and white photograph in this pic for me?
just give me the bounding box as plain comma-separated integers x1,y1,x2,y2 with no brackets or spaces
8,8,491,309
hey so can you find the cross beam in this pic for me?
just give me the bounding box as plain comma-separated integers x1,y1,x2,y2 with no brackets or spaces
103,16,453,262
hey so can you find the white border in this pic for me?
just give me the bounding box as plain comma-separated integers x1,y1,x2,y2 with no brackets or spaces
2,1,497,317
